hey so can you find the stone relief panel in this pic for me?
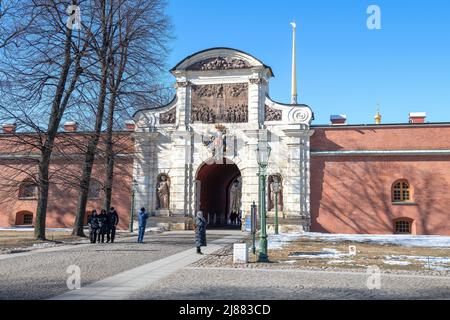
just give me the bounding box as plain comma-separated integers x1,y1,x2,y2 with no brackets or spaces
160,108,176,125
187,57,251,71
265,105,282,121
191,83,248,123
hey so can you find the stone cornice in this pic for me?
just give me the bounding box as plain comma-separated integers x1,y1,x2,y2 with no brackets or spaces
311,150,450,157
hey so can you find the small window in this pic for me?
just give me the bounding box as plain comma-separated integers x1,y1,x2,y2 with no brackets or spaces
15,211,34,226
394,219,412,234
23,214,33,225
18,179,38,199
392,180,411,203
88,180,102,200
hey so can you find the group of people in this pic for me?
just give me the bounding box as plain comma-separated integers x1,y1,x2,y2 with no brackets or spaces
229,210,242,227
87,207,119,244
87,206,207,255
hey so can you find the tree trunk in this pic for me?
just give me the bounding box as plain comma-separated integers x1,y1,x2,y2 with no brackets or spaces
73,66,109,237
103,113,115,211
33,25,74,240
34,154,51,240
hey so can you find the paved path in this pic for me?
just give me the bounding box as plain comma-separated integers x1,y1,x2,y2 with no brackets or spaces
0,230,243,300
51,234,245,300
131,267,450,300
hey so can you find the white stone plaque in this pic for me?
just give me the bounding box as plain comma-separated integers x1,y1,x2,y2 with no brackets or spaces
233,243,248,264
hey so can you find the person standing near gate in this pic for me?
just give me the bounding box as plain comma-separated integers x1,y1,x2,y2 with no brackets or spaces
137,207,149,243
87,209,99,243
195,211,207,254
97,209,108,243
106,207,119,243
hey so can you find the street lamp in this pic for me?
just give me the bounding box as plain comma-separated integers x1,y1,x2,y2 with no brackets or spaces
130,179,138,232
272,177,281,235
256,138,271,263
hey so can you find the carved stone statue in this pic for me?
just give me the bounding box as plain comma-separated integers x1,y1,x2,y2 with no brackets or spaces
265,105,282,121
157,175,170,210
187,57,251,71
269,176,283,211
160,108,176,124
229,178,242,222
202,125,227,160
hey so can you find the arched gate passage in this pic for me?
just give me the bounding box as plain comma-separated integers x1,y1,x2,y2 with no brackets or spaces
196,160,241,228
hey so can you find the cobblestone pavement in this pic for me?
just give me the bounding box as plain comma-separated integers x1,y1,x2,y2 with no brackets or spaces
0,230,232,300
131,267,450,300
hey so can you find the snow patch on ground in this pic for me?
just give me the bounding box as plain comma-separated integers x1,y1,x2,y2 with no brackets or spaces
384,255,450,270
327,260,355,265
268,232,450,249
289,248,349,259
268,233,304,250
383,260,412,266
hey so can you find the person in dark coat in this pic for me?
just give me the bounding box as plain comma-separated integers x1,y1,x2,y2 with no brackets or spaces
195,211,207,254
97,209,108,243
137,207,149,243
87,209,99,243
106,207,119,243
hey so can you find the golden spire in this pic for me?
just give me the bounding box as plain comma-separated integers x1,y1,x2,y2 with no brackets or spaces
374,104,382,124
291,22,298,104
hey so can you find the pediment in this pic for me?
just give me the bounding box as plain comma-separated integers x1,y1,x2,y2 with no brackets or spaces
171,47,273,76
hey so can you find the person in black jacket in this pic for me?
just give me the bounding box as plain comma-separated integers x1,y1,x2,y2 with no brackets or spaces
106,207,119,243
87,209,99,243
97,209,108,243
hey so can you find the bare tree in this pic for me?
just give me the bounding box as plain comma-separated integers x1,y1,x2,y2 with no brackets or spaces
103,0,171,210
72,0,171,236
0,0,35,49
0,0,91,240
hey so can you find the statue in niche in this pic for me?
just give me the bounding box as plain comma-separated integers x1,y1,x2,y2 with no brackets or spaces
229,177,242,223
157,175,170,210
269,175,283,211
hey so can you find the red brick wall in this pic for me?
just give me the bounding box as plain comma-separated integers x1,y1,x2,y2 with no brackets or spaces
310,125,450,236
0,133,134,230
311,125,450,151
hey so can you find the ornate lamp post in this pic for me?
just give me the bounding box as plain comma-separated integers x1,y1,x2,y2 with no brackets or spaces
272,177,281,235
130,179,138,232
256,138,271,263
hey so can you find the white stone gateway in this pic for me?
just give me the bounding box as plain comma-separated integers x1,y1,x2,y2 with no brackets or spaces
133,48,314,232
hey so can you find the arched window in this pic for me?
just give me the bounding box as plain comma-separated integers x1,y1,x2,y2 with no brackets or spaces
18,179,38,199
88,180,102,200
394,219,413,234
392,180,411,203
15,211,34,225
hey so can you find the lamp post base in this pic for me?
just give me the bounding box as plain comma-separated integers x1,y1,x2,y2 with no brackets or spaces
257,253,269,263
258,236,269,263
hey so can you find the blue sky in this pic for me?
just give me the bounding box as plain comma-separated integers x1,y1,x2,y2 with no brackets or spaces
166,0,450,124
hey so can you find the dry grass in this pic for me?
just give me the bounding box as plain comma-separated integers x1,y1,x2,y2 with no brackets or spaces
0,231,81,249
193,237,450,274
265,238,450,272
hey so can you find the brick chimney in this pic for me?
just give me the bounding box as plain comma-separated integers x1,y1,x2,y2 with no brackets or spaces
124,120,136,131
63,121,78,132
409,112,426,124
2,123,17,134
330,115,347,126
